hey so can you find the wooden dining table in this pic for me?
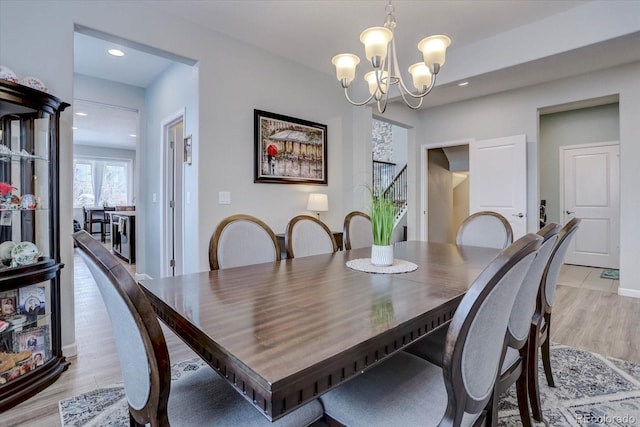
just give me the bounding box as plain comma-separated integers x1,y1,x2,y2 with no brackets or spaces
138,241,500,422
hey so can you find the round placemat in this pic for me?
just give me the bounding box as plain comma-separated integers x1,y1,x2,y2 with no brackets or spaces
346,258,418,274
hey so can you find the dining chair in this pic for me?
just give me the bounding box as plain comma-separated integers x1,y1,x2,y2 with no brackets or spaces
83,206,105,241
102,206,116,243
209,214,280,270
319,233,542,426
285,215,337,259
405,226,559,426
528,217,581,422
343,211,373,250
73,230,323,427
456,211,514,249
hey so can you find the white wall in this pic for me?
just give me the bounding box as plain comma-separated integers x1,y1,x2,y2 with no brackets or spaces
0,1,358,353
417,61,640,296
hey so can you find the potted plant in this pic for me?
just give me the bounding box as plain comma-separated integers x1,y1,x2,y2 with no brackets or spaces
370,190,397,266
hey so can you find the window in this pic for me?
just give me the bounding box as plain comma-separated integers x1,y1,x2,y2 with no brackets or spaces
73,157,132,207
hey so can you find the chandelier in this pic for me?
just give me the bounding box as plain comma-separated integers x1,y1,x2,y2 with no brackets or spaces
331,2,451,113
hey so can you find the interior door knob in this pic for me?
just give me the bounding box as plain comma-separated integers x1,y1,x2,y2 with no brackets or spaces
512,213,524,218
566,210,575,215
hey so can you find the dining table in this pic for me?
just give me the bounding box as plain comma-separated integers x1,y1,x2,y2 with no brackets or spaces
138,241,500,422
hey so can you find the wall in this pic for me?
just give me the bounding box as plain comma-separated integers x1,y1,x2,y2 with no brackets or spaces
417,61,640,296
452,177,469,242
144,62,198,278
0,1,356,354
427,148,453,243
539,103,619,224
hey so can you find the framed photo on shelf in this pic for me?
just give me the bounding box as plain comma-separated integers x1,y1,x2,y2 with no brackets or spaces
0,296,17,317
18,285,46,322
254,109,328,185
14,325,49,360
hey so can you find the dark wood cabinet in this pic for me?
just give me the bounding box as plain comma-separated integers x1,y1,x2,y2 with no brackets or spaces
0,80,69,411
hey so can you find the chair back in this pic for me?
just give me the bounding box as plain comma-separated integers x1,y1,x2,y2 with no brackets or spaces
209,214,280,270
73,230,170,425
441,233,541,424
456,211,514,249
285,215,337,258
540,217,581,311
343,211,373,250
116,205,135,211
506,223,561,346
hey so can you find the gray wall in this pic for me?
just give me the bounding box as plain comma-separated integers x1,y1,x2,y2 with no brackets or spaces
539,103,619,224
417,61,640,296
427,149,453,243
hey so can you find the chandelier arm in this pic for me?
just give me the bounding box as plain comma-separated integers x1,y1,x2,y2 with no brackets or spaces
390,39,438,100
343,87,378,107
396,87,425,109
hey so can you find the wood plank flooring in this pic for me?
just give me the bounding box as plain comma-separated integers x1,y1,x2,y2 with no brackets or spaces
2,256,639,426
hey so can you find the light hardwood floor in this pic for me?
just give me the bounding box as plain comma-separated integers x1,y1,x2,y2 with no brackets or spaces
2,258,639,426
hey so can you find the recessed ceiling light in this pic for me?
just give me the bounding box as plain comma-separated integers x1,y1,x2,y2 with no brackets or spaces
129,134,137,138
72,127,78,130
108,48,125,57
75,112,87,116
457,81,470,87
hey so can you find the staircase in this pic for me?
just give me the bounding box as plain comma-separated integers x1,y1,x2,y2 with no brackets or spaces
373,161,408,228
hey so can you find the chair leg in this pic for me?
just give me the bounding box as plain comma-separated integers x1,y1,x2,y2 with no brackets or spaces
541,313,555,387
515,349,532,427
528,325,543,422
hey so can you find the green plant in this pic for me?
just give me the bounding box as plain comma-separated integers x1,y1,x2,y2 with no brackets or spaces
370,191,397,246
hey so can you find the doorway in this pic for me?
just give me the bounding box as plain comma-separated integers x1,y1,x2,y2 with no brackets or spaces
161,113,185,277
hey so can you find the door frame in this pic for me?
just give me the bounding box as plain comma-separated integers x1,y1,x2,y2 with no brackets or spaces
559,141,620,267
420,138,474,241
159,109,185,277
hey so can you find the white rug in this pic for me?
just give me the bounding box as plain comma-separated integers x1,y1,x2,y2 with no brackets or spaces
59,346,640,426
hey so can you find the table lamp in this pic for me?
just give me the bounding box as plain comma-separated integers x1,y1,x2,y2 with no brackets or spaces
307,193,328,219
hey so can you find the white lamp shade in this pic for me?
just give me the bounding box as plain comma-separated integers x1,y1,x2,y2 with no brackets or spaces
307,193,329,212
408,62,433,90
359,27,393,63
364,70,388,96
418,35,451,67
331,54,360,84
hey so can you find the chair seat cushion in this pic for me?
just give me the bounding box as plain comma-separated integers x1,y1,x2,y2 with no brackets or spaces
320,351,479,427
169,365,323,426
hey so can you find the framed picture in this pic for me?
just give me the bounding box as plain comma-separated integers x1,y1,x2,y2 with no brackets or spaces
0,296,17,316
18,285,45,323
254,109,328,185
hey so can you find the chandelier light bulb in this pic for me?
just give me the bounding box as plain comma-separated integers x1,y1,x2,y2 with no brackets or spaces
365,70,389,99
360,27,393,66
408,63,433,92
418,35,451,70
331,54,361,87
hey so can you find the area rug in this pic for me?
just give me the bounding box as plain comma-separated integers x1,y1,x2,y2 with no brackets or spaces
59,346,640,426
600,268,620,280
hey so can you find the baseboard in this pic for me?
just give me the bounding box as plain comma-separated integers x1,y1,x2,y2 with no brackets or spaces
135,272,152,280
618,287,640,299
62,342,78,358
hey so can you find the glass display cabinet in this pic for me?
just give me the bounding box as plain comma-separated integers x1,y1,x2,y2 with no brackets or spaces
0,79,69,410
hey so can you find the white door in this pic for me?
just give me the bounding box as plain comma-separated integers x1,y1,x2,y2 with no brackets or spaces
469,135,527,238
161,114,184,277
561,143,619,268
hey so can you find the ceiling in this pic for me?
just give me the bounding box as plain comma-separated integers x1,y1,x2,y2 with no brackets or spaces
73,0,640,149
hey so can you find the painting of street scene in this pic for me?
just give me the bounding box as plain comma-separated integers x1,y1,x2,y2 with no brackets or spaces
254,110,327,185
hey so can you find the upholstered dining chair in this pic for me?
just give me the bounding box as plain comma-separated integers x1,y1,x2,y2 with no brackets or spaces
285,215,337,259
209,214,280,270
406,223,561,427
319,233,542,426
343,211,373,250
83,207,104,241
456,211,514,249
528,217,581,422
73,230,323,427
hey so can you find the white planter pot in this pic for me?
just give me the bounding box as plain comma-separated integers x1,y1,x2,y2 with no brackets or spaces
371,244,394,267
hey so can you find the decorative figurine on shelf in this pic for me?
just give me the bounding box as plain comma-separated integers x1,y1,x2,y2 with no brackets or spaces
0,182,16,210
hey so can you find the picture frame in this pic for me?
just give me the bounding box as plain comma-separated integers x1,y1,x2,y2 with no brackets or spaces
0,296,17,316
254,109,328,185
18,285,46,323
